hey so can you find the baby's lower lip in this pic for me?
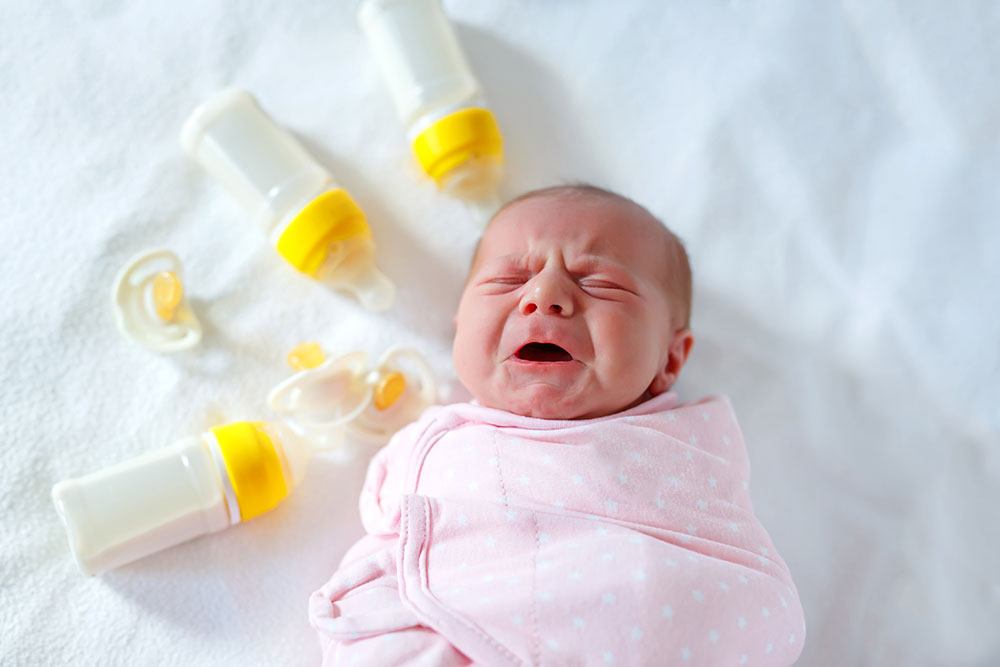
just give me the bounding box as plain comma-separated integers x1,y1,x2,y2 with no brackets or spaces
509,356,581,367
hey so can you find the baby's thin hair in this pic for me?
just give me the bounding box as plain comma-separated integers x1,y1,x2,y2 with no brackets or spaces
474,183,693,328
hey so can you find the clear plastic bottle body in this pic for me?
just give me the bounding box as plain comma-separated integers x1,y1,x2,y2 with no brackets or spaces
359,0,504,199
358,0,480,131
182,88,331,236
51,435,231,576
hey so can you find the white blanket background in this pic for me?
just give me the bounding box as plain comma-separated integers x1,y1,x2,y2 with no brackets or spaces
2,1,998,665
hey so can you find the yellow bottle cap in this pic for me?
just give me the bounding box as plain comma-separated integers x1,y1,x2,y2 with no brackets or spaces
287,341,326,371
412,108,503,186
374,371,406,411
151,271,183,321
211,422,288,521
275,189,371,277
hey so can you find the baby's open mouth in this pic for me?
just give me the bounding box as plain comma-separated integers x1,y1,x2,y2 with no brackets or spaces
515,342,573,362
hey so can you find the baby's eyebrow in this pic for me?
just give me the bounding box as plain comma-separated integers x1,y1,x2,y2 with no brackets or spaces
470,254,528,280
568,254,632,275
480,254,527,270
479,253,635,278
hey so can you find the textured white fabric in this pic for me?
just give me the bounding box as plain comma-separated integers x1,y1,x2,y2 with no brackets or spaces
1,1,998,665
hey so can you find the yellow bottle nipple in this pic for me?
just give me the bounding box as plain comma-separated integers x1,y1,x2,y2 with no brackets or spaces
287,342,327,370
152,271,183,321
374,371,406,411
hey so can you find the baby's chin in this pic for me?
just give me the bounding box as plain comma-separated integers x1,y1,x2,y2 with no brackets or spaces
476,389,646,421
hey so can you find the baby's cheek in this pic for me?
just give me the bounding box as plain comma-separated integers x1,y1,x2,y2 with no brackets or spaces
597,314,662,385
595,310,643,356
454,314,501,394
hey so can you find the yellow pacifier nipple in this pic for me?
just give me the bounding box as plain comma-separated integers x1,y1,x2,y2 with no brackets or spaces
152,271,183,321
374,371,406,411
287,342,326,371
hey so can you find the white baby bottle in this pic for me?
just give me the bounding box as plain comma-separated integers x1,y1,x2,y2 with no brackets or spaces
52,421,313,575
51,345,437,576
181,89,394,311
358,0,504,200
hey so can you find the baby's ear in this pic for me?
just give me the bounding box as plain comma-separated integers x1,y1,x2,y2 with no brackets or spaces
648,329,694,396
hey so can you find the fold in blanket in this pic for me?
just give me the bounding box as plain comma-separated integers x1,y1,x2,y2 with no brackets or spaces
310,393,805,665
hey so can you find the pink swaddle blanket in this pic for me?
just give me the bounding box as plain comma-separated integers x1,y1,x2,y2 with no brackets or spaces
310,393,805,665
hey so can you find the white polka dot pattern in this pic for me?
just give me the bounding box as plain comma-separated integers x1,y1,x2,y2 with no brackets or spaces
310,393,805,665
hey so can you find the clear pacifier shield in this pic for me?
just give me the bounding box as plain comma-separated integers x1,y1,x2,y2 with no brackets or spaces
267,351,371,446
267,346,438,449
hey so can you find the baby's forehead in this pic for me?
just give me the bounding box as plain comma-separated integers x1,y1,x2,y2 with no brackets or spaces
479,194,669,264
469,188,692,327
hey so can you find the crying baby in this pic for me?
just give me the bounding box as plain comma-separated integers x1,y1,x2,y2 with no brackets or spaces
309,185,806,666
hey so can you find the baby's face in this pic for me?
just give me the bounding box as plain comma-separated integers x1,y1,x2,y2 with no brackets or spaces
453,194,692,419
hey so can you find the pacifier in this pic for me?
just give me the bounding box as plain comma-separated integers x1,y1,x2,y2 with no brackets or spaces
267,343,437,449
111,249,202,352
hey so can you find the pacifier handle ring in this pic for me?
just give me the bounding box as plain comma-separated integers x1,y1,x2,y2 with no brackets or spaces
115,249,183,290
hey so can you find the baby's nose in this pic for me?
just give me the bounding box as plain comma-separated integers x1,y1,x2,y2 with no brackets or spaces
519,274,574,316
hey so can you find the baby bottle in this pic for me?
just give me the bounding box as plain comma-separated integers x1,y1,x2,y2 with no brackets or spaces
358,0,504,200
52,421,313,575
181,89,394,311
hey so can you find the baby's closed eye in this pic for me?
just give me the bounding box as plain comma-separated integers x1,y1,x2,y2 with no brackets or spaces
577,277,638,297
488,275,530,285
578,279,625,290
478,274,530,293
